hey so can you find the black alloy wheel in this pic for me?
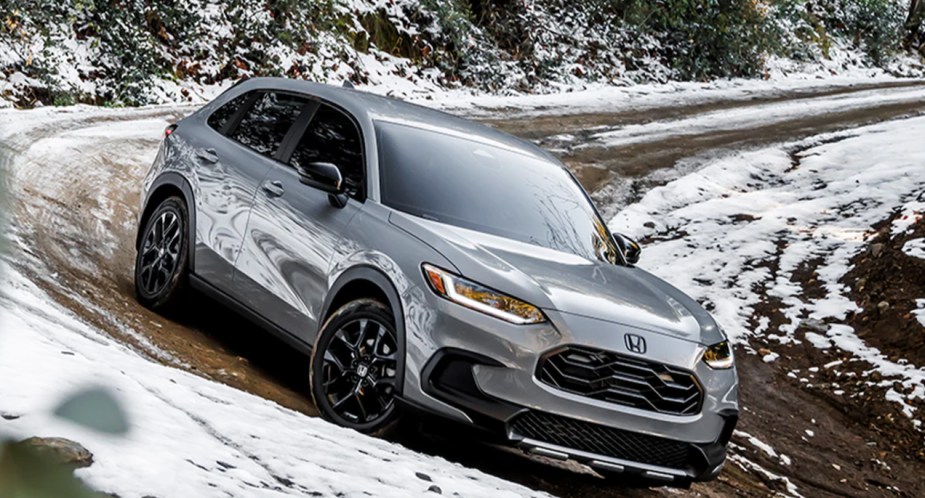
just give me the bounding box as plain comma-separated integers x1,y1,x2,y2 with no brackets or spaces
310,299,401,435
135,196,189,311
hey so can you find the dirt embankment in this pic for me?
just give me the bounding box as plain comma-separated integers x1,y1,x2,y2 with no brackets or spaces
734,211,925,498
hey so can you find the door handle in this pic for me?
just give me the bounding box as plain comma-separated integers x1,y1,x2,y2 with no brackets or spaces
197,148,219,163
261,180,285,198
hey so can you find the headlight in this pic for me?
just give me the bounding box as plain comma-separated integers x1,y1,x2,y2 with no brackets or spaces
422,264,545,325
702,341,734,369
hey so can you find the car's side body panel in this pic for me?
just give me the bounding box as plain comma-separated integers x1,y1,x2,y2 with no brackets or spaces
235,161,362,342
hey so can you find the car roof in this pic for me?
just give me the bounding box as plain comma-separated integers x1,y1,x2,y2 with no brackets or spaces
232,77,557,163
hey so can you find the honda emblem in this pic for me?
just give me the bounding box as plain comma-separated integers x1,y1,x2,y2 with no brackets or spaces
624,333,647,354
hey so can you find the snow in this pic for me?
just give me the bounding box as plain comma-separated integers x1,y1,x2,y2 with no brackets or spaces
891,199,925,236
727,449,804,498
902,238,925,259
431,76,925,120
609,114,925,423
0,260,544,497
584,85,925,149
914,300,925,329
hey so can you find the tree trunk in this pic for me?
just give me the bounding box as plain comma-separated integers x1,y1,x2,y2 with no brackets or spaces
905,0,925,50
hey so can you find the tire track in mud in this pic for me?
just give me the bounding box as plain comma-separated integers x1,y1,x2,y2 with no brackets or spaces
3,81,925,497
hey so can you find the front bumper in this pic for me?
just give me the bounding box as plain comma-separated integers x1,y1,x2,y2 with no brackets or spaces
400,291,739,481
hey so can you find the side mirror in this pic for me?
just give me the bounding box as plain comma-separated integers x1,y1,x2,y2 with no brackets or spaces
296,161,344,195
613,233,642,265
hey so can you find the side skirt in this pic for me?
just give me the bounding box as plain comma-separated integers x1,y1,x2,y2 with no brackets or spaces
188,274,313,356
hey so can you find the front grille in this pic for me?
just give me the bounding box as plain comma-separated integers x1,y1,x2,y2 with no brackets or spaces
538,346,702,415
510,411,693,470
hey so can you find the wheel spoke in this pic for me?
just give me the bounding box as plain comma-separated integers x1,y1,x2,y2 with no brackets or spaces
354,391,368,422
154,214,166,245
142,267,156,293
164,213,178,238
331,394,352,411
141,234,158,255
322,350,348,375
334,330,357,353
355,319,371,350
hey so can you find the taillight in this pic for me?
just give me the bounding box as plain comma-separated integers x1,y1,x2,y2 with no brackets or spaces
164,124,177,137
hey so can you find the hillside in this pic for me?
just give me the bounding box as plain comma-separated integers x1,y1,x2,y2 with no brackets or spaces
2,0,925,107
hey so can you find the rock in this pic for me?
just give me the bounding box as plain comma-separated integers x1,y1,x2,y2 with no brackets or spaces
870,243,884,257
800,318,829,333
877,301,890,313
20,437,93,468
427,485,442,494
415,472,432,482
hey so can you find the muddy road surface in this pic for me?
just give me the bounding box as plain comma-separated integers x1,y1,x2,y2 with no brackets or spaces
2,80,925,497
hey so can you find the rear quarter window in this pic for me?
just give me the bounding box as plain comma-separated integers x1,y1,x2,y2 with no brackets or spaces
229,92,309,157
207,92,251,133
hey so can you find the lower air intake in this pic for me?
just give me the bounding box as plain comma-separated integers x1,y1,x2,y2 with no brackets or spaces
510,411,693,470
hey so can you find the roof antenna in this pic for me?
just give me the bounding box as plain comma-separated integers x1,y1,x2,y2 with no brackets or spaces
342,80,354,89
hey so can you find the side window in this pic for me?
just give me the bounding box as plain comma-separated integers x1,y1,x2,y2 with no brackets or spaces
207,92,251,133
290,104,364,199
230,92,308,157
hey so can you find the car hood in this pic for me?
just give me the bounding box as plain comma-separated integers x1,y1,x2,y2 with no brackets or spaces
390,212,724,345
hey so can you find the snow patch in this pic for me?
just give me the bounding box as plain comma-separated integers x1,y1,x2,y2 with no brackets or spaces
609,115,925,423
902,238,925,259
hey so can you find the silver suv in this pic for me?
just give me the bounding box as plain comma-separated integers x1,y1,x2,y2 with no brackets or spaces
135,78,738,485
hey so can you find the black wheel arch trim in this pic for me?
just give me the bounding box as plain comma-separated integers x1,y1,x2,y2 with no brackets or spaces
138,172,197,272
420,348,526,430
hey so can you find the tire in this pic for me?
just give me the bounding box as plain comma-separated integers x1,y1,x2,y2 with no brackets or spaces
310,299,402,436
134,196,190,312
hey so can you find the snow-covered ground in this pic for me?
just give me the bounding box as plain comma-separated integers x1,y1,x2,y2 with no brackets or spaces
609,116,925,427
0,261,546,497
436,74,925,119
583,84,925,148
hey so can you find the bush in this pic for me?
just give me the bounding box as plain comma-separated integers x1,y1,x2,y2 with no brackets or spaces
616,0,773,80
0,0,919,107
767,0,907,65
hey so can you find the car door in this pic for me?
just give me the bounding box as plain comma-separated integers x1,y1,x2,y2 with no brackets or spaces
233,102,366,342
194,90,310,298
182,90,263,293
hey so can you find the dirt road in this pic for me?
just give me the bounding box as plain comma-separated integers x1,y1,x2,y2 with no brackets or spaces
2,80,924,497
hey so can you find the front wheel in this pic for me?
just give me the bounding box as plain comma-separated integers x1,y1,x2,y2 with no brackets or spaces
310,299,402,436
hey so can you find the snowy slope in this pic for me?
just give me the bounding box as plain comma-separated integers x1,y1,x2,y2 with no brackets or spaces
609,116,925,425
0,261,547,497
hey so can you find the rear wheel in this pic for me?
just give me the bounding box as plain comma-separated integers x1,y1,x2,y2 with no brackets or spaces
310,299,402,436
134,196,189,311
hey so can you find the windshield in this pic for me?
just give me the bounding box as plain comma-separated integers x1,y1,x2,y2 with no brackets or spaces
376,121,620,264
